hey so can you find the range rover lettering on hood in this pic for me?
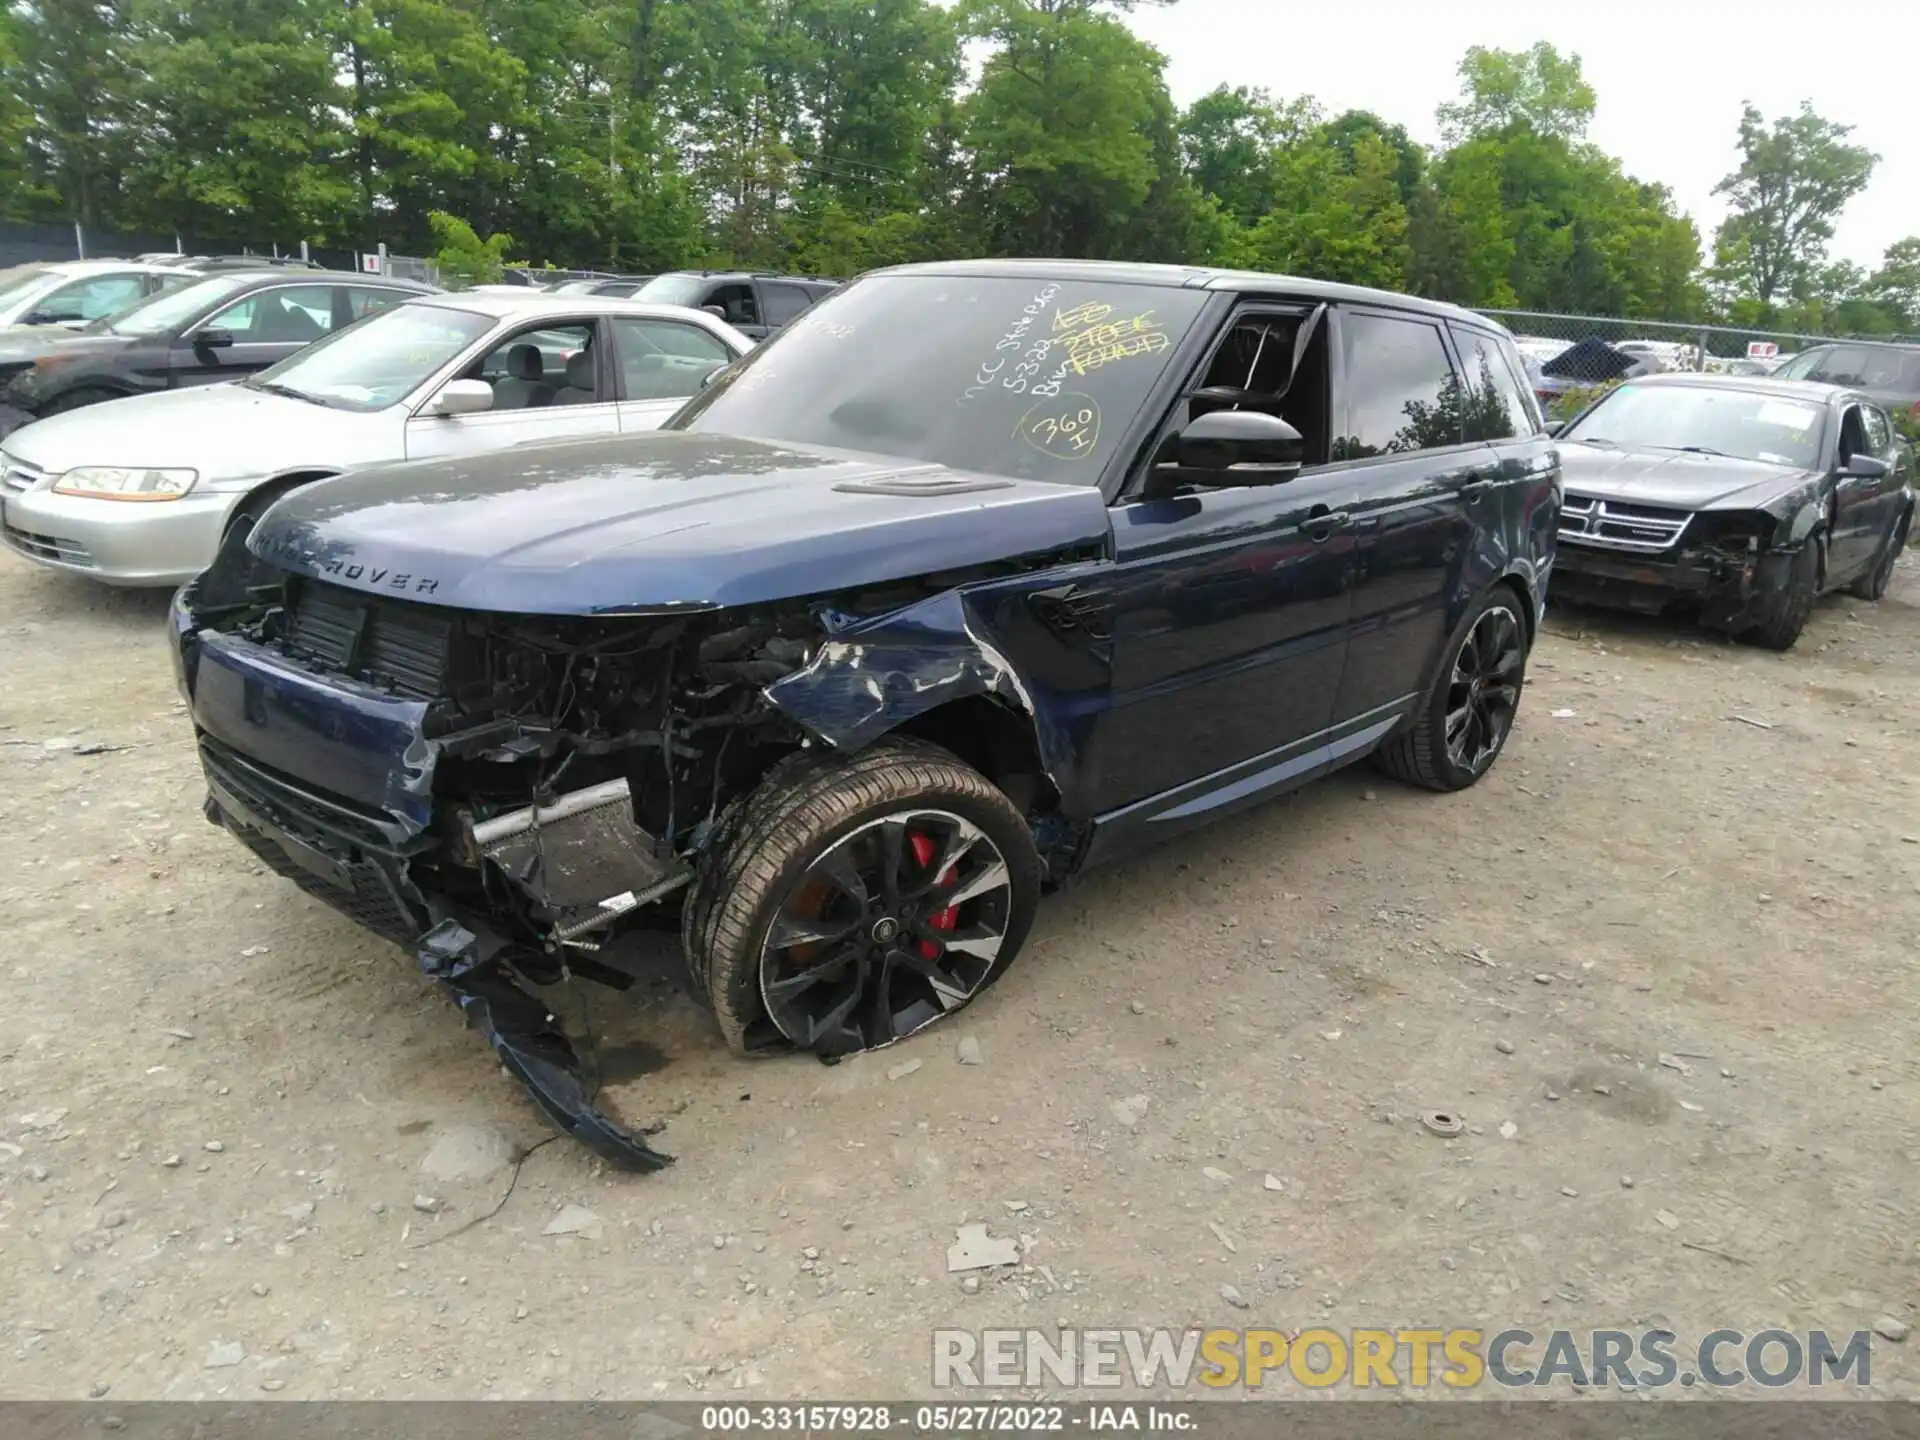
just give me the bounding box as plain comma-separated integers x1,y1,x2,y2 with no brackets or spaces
253,532,444,595
246,431,1113,615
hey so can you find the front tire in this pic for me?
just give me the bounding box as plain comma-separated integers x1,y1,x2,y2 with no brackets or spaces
1375,586,1530,792
1746,537,1821,651
684,738,1042,1057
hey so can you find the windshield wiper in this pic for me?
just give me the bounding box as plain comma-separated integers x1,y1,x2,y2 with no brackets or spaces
1572,435,1619,449
247,380,329,407
1652,444,1730,458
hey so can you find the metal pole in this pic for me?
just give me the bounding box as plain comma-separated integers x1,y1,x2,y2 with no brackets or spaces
1697,328,1710,373
300,240,310,264
377,241,388,276
73,220,85,259
174,233,183,255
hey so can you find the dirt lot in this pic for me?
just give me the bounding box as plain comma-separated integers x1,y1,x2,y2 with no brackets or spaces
1,544,1917,1403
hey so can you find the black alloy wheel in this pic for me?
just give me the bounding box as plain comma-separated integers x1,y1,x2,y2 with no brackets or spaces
759,809,1012,1054
1444,601,1526,775
1374,586,1531,792
684,737,1042,1058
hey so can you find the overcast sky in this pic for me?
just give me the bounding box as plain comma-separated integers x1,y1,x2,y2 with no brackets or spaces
1125,0,1917,272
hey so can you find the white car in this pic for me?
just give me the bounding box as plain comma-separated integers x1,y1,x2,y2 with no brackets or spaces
0,259,197,331
0,292,752,585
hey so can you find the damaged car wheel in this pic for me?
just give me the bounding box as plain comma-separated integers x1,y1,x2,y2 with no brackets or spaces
687,738,1041,1058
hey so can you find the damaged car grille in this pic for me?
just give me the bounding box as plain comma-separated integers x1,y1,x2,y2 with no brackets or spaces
284,581,456,699
1559,495,1692,553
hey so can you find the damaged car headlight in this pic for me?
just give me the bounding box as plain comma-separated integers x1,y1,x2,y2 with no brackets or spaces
52,465,198,501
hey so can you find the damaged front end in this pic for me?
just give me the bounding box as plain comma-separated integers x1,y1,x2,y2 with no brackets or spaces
1552,501,1802,634
174,521,826,1170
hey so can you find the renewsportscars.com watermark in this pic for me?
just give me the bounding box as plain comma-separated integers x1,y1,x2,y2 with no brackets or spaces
933,1327,1879,1391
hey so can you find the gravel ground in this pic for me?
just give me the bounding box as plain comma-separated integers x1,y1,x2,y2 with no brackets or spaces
0,545,1916,1402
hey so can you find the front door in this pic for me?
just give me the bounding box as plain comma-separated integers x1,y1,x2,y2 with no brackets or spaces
404,319,621,460
1087,306,1356,826
1830,403,1888,578
169,283,340,387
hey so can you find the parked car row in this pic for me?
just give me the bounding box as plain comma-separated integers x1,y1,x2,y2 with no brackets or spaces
2,256,1911,1171
1,288,751,580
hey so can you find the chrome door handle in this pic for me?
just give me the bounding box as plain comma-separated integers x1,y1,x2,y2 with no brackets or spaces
1304,507,1352,541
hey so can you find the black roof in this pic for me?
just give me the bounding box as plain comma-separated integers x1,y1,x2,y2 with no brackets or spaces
866,258,1492,326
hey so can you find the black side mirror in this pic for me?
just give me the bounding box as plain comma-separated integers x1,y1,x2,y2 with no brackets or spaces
192,327,235,351
1151,410,1303,495
1542,419,1566,438
23,309,80,326
1840,453,1889,480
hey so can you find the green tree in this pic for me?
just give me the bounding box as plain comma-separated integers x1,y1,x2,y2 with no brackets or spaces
124,0,355,243
1437,42,1596,144
1711,102,1878,310
1863,236,1920,332
8,0,140,228
958,0,1175,257
428,209,511,284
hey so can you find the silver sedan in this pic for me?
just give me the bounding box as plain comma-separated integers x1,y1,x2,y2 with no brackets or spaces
0,292,751,585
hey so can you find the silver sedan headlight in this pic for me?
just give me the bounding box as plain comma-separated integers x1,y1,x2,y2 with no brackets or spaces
51,466,199,501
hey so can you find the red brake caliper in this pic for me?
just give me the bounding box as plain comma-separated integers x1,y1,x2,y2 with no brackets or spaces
909,831,958,960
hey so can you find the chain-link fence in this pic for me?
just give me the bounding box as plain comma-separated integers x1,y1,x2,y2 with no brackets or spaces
1475,308,1918,376
1467,308,1920,424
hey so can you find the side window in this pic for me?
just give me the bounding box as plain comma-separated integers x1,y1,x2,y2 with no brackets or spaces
1339,313,1465,458
1772,348,1824,382
1451,327,1537,441
1185,310,1331,467
346,287,406,321
708,282,760,328
41,274,146,322
462,322,597,411
1861,405,1893,459
1807,347,1868,385
207,286,334,343
1838,405,1870,466
761,282,813,328
608,318,732,401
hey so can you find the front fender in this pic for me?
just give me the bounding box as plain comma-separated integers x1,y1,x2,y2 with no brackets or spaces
761,588,1072,792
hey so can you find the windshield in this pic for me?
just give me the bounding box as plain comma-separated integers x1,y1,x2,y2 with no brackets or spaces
0,265,53,310
671,273,1211,482
245,303,494,411
1565,383,1826,470
92,274,253,337
636,274,712,307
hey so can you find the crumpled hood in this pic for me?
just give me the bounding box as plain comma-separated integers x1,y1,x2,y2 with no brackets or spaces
1559,442,1819,512
1,382,372,477
248,432,1113,614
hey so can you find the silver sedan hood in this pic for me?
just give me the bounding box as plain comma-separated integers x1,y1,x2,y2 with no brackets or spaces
1,383,397,483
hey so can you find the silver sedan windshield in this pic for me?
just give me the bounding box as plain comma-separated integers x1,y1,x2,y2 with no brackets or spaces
245,304,495,412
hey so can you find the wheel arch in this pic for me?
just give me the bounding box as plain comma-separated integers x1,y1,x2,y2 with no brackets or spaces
886,694,1057,816
222,469,340,538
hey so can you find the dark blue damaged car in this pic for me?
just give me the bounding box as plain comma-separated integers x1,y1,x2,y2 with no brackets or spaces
170,260,1561,1168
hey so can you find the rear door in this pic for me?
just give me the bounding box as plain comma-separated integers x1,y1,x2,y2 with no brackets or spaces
758,281,817,333
607,315,738,430
1327,308,1488,726
169,282,340,387
404,317,621,460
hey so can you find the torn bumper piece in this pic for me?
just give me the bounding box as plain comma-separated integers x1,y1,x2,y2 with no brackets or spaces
417,917,673,1172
